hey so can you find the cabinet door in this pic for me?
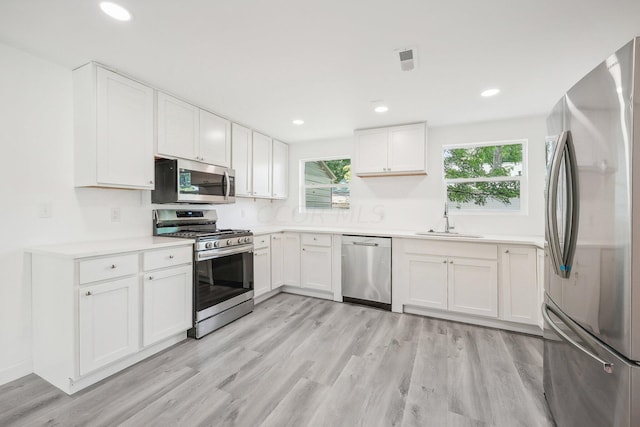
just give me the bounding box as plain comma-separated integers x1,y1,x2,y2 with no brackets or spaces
406,254,448,310
301,245,332,292
387,123,426,173
500,246,538,325
78,277,139,375
252,132,273,197
199,110,231,167
231,123,252,196
354,128,389,175
283,233,301,287
96,67,154,188
157,92,199,161
272,139,288,199
271,234,284,289
448,258,498,318
142,265,193,347
253,247,271,297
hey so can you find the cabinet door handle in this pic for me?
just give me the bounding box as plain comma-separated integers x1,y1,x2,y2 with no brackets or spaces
149,180,154,184
85,291,92,296
149,276,154,280
442,260,447,264
505,250,509,253
449,261,453,264
110,264,117,269
169,255,174,259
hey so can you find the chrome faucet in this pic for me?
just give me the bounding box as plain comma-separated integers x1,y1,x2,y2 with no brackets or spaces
444,203,455,233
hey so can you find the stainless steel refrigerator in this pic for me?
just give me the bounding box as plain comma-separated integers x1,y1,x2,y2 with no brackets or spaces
543,38,640,427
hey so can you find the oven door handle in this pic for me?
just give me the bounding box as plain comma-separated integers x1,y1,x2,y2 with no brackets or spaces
197,245,253,261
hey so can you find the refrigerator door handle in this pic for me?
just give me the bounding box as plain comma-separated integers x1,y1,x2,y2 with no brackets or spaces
546,131,567,277
562,131,580,278
542,303,614,374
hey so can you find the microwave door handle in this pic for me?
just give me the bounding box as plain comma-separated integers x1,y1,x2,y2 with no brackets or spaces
224,170,230,200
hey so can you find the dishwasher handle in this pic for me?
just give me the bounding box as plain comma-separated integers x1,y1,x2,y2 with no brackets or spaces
351,242,379,247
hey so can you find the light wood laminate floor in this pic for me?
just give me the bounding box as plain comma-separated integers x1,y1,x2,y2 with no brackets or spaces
0,293,554,427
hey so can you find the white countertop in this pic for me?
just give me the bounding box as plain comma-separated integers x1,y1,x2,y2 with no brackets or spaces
251,226,544,247
28,236,195,259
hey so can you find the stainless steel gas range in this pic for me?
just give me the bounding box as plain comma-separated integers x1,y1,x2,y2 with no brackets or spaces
153,209,254,339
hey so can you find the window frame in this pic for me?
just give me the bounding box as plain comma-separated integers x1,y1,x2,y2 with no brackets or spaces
442,139,528,215
299,156,351,212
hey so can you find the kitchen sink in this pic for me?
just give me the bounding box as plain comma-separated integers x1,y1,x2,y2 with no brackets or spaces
416,230,483,238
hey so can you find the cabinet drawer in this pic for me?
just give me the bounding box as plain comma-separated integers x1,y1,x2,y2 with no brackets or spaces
254,235,271,250
79,254,138,285
143,246,192,271
301,233,332,247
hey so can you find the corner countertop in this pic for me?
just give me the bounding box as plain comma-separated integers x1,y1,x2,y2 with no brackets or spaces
250,226,544,248
27,236,196,259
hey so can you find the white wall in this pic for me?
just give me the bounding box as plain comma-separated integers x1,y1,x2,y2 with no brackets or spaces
0,43,276,385
273,116,547,236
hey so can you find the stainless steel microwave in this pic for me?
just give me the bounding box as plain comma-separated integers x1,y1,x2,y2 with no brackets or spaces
152,158,235,204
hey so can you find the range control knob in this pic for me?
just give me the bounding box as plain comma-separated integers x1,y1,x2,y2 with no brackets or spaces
214,241,220,248
205,242,213,249
239,237,246,244
227,239,232,246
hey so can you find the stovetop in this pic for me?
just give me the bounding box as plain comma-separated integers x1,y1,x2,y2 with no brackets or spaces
162,229,251,240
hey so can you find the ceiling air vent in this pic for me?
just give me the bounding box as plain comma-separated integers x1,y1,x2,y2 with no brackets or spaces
397,48,416,71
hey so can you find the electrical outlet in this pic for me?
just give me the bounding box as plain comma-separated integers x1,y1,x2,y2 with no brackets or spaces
38,203,53,218
111,208,121,222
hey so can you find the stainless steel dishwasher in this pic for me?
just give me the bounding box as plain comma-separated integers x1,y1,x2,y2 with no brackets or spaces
341,235,391,310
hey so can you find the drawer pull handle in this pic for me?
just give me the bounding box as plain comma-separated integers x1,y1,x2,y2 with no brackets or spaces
449,261,453,264
149,276,154,280
110,264,117,269
86,291,92,296
505,250,510,253
442,260,447,264
169,255,174,259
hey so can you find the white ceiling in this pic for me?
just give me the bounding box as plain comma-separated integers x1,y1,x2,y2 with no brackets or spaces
1,0,639,143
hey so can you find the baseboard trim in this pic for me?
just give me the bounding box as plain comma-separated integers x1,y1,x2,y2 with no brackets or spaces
403,304,543,336
0,359,33,386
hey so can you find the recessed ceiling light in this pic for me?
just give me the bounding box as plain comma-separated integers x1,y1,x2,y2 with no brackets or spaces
100,2,132,21
481,88,500,97
374,105,389,113
292,119,304,125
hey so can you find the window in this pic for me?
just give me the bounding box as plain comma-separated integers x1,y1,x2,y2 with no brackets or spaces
301,158,351,210
443,140,526,212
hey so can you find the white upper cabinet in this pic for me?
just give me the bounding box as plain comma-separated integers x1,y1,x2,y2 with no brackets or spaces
74,63,155,189
232,123,253,196
156,92,231,167
156,92,199,160
354,122,427,176
251,131,273,198
199,109,231,167
272,139,289,199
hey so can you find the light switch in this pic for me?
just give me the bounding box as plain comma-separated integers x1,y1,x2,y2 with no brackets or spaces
111,208,121,222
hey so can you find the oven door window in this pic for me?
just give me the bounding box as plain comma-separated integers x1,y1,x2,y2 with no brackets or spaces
196,252,253,311
179,169,225,198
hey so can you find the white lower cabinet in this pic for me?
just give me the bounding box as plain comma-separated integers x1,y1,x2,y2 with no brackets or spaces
406,254,448,310
78,276,139,376
271,234,284,289
283,232,301,286
253,236,272,298
393,238,498,319
448,257,498,318
301,234,332,292
30,241,193,395
142,265,193,347
499,246,540,325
